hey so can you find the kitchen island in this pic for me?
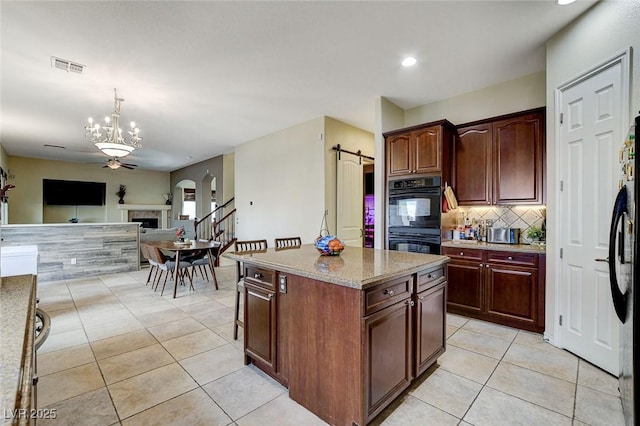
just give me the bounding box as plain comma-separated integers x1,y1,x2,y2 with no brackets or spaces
223,244,449,426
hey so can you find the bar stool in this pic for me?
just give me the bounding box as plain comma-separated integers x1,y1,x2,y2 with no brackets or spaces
274,236,302,250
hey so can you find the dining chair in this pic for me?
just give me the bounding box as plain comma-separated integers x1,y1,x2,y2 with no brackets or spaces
140,243,159,287
148,245,194,296
186,241,221,290
233,239,268,340
274,236,302,250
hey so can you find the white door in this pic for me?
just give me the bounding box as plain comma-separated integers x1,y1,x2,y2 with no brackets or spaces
337,155,363,247
558,52,629,375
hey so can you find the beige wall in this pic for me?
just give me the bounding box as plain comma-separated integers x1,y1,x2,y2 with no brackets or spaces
324,117,374,236
404,71,546,127
6,156,169,224
373,97,405,248
170,155,224,220
545,0,640,344
223,152,235,206
234,117,325,245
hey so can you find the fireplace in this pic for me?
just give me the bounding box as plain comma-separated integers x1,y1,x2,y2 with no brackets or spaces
131,218,159,229
118,204,172,229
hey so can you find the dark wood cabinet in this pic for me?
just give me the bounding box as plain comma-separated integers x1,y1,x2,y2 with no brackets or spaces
415,281,446,377
453,108,545,206
385,121,455,179
241,258,448,426
364,297,413,421
454,124,492,205
442,246,544,332
244,281,277,374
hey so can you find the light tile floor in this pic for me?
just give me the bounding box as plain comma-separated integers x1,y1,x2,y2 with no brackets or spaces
34,266,625,425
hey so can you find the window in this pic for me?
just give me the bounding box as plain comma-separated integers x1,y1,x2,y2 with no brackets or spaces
182,188,196,219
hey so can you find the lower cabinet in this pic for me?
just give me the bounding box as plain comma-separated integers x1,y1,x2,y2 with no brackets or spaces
442,246,545,332
244,281,277,375
364,298,413,420
415,281,446,376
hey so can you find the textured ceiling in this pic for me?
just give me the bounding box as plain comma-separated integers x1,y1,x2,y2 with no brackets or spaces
0,1,595,171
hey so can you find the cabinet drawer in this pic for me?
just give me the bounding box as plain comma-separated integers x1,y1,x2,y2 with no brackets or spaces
417,267,446,292
487,251,538,267
441,246,484,261
244,266,276,289
365,276,413,316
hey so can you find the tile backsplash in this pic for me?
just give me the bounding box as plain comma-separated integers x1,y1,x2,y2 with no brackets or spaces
445,205,546,244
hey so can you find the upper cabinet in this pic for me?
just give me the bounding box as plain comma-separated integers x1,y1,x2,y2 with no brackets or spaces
385,121,455,179
453,108,545,206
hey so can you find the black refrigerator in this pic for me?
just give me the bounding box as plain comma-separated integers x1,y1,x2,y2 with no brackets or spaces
611,112,640,425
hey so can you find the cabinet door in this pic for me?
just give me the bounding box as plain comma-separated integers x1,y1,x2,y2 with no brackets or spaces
454,124,492,205
415,282,446,376
493,112,544,204
244,282,277,373
446,260,484,313
386,133,412,177
485,263,539,329
364,298,413,421
414,126,441,174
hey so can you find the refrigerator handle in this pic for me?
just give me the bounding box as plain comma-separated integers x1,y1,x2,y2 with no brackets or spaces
609,185,628,323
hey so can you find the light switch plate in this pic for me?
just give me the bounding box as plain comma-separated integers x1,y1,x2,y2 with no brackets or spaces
279,274,287,293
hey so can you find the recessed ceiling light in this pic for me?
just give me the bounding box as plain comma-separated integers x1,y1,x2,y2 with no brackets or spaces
556,0,576,5
402,57,417,67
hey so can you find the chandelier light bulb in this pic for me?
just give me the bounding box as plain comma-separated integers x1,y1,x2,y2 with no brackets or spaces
88,117,93,124
130,121,135,128
104,116,111,124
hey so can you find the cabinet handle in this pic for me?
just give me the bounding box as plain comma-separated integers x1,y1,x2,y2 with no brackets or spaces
485,264,490,268
405,300,415,306
418,295,425,301
460,252,464,256
384,289,395,296
479,263,483,267
248,290,273,301
426,274,432,279
487,201,491,205
507,256,513,260
254,273,263,279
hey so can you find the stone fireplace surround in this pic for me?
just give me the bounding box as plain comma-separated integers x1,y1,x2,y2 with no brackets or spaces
117,204,171,229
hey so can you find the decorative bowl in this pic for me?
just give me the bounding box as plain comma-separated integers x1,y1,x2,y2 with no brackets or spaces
314,235,345,256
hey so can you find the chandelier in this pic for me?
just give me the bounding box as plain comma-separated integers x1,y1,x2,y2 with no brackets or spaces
84,88,142,158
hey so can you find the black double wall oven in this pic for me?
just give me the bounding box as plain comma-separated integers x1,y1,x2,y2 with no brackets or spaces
387,176,441,254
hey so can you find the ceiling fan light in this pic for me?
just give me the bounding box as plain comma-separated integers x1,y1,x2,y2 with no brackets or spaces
95,142,134,158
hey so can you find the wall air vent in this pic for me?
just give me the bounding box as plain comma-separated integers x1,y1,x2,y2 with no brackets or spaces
50,56,85,74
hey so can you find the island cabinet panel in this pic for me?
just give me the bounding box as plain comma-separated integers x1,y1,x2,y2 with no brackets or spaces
415,281,446,377
285,274,363,426
244,282,277,374
442,246,545,333
364,298,413,423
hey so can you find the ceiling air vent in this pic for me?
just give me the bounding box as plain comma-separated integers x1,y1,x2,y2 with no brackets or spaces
51,56,85,74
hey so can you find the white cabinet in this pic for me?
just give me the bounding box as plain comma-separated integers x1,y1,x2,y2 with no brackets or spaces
1,245,38,277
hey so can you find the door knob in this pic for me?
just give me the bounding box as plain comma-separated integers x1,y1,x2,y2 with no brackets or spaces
595,257,609,263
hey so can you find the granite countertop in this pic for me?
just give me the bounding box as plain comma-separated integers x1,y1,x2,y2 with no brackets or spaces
441,239,546,254
222,244,449,290
1,275,37,425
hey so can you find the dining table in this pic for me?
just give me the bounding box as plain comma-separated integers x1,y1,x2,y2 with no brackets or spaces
145,240,220,298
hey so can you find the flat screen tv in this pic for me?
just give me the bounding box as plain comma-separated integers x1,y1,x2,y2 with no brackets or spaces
43,179,106,206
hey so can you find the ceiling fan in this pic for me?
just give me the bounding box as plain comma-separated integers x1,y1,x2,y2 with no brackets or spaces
104,157,137,170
